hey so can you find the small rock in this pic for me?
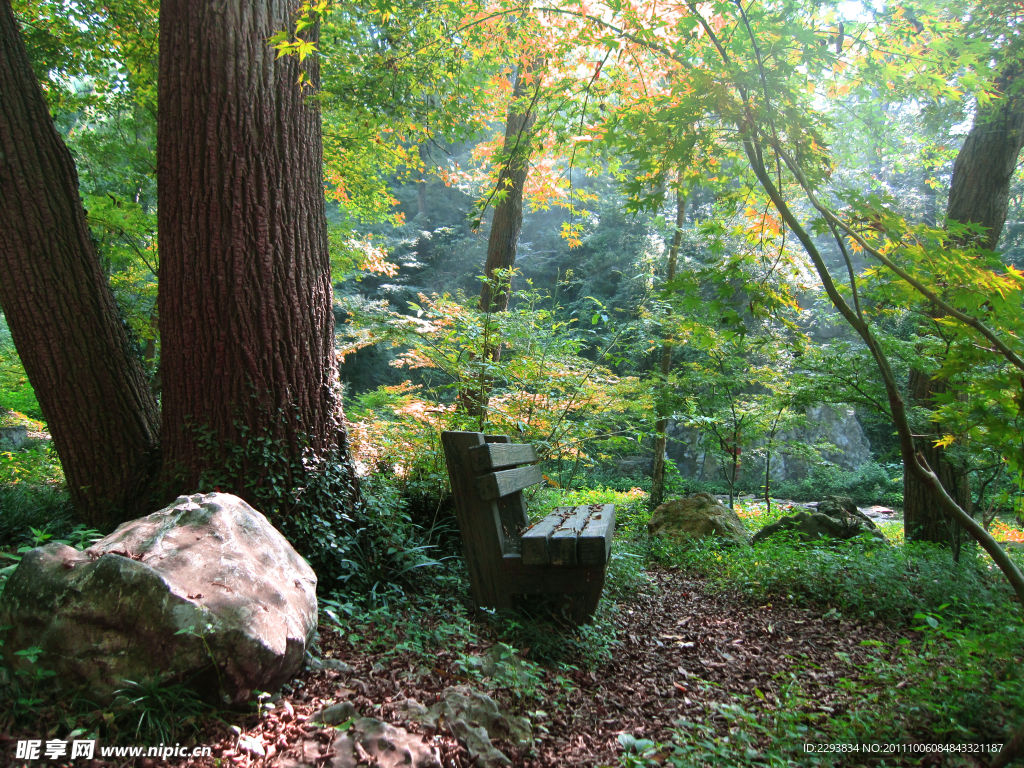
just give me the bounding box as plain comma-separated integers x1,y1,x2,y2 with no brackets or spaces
311,700,357,725
394,698,430,722
404,685,531,767
448,720,511,768
238,735,265,758
331,717,441,768
322,658,352,673
753,496,887,545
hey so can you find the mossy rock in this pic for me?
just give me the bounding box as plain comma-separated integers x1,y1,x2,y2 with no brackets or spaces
647,492,751,546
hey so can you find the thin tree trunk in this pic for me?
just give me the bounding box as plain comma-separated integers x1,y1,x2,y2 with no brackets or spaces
650,190,685,508
478,61,542,315
157,0,354,508
417,143,428,219
0,0,160,529
460,61,542,419
904,63,1024,544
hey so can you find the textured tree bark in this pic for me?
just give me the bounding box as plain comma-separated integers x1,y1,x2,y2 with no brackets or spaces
650,191,685,509
903,64,1024,544
157,0,353,506
0,0,161,529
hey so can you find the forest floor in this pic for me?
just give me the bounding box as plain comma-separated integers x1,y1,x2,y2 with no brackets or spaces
157,565,998,768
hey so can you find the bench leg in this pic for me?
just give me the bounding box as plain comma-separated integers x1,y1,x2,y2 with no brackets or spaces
501,557,608,625
561,566,606,624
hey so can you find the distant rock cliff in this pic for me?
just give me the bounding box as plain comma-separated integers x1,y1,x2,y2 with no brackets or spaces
664,404,872,483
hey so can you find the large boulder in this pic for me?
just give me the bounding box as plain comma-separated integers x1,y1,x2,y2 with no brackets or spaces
752,495,887,545
0,492,317,704
647,493,751,546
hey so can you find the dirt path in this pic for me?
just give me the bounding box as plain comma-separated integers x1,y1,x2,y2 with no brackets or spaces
173,566,946,768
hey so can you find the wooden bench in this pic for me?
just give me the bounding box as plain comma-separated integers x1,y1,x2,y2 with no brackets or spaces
440,430,615,624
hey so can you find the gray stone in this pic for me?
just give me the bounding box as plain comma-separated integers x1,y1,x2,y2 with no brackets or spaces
462,643,539,688
0,425,27,449
403,685,531,768
311,701,358,726
330,718,442,768
752,495,887,545
0,492,317,705
394,698,430,722
321,658,353,673
647,493,751,546
665,404,872,483
238,734,266,758
448,719,512,767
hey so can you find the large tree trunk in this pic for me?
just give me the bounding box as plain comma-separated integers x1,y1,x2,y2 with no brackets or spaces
0,0,161,529
904,64,1024,544
157,0,352,506
650,190,685,509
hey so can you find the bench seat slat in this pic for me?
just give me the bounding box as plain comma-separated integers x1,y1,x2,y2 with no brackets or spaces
476,465,544,500
470,443,538,471
521,506,573,565
549,506,591,565
578,504,616,565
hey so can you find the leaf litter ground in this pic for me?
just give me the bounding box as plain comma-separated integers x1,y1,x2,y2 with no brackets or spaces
1,564,1000,767
150,564,1001,768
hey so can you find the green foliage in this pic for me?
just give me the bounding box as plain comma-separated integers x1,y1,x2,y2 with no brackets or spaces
0,441,65,488
658,533,1019,630
183,415,452,604
0,444,76,594
772,461,905,508
0,318,42,419
340,281,651,546
106,679,216,744
13,0,159,115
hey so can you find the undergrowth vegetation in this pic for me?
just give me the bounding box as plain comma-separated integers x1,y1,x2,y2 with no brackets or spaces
628,502,1024,767
0,302,1021,759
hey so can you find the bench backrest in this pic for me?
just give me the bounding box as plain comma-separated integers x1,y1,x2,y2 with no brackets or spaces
441,430,544,606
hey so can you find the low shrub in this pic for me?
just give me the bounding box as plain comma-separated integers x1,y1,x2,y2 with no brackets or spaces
771,461,904,507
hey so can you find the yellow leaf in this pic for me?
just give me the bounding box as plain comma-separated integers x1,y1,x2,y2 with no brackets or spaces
933,435,955,449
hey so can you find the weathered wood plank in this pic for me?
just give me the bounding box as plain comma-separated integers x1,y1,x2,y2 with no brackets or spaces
441,431,511,609
475,464,544,500
443,431,615,624
578,504,616,565
502,555,603,594
521,507,573,565
549,505,591,566
469,442,538,472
